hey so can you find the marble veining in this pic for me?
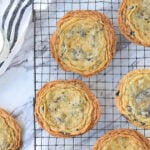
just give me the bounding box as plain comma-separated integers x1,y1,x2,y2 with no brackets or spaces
0,22,34,150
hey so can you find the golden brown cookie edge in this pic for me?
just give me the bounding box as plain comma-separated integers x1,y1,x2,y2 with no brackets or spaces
118,0,150,47
50,10,116,77
116,69,150,129
0,108,22,150
93,129,150,150
34,79,101,138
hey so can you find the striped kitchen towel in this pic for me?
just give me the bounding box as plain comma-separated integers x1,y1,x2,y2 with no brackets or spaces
0,0,32,75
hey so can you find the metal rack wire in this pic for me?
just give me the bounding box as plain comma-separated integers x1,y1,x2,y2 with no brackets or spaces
33,0,150,149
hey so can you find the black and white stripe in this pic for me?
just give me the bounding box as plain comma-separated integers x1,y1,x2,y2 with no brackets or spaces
2,0,32,50
0,0,32,74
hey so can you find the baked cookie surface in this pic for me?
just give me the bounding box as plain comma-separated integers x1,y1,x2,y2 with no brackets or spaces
35,80,101,137
0,108,22,150
93,129,150,150
116,69,150,129
118,0,150,47
50,10,116,77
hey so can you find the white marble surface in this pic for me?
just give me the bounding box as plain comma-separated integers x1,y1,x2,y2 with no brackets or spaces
0,22,34,150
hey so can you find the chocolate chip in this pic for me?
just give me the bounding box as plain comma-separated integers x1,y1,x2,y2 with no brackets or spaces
40,105,44,113
130,31,135,36
140,12,144,17
53,97,61,103
127,5,136,10
78,30,87,37
136,88,150,103
86,58,92,61
71,48,84,60
57,117,64,123
127,106,132,112
115,91,120,96
140,122,146,126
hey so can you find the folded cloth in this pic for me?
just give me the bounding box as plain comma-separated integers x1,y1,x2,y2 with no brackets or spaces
0,0,32,75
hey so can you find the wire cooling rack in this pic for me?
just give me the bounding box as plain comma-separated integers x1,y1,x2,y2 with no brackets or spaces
33,0,150,149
